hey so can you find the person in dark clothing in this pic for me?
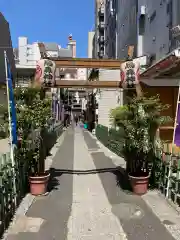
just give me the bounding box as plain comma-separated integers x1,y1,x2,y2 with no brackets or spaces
74,114,78,126
64,104,69,128
64,114,68,128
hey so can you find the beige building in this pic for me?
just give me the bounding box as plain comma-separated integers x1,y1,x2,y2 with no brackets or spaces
98,69,123,127
88,31,95,58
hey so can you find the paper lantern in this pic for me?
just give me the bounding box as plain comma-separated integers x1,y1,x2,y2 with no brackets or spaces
120,60,140,89
34,59,56,86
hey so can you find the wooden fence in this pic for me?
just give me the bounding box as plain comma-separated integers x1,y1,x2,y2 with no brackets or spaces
96,124,180,209
0,122,63,237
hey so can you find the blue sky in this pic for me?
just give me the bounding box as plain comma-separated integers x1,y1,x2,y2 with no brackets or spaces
0,0,94,57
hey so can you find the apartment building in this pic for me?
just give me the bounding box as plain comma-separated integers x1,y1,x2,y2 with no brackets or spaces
104,0,117,59
15,35,83,85
15,36,73,67
94,0,105,58
138,0,180,63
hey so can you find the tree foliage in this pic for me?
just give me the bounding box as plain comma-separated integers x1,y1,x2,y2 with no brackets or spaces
0,87,52,175
110,95,171,176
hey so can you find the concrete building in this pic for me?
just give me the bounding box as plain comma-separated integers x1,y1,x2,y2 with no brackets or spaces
16,37,41,67
104,0,117,59
138,0,180,63
15,36,73,68
98,69,123,127
15,35,83,85
94,0,105,58
88,31,95,58
0,12,15,83
116,0,138,59
0,12,15,105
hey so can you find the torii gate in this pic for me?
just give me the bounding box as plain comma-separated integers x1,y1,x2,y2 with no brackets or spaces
35,45,143,96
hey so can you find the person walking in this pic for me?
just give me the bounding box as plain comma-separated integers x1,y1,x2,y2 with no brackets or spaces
74,114,78,126
64,104,69,128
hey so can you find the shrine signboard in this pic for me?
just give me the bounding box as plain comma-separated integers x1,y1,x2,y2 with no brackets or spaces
120,59,140,89
34,59,56,87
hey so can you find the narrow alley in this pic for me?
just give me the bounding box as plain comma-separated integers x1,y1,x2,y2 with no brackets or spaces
6,127,180,240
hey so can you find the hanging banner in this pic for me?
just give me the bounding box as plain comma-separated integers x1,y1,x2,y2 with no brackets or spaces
120,60,140,89
34,59,56,87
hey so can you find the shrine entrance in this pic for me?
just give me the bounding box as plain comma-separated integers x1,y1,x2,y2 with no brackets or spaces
34,45,146,132
33,44,180,147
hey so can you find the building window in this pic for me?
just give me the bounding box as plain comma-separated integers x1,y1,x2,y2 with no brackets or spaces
167,0,172,14
139,15,145,35
27,47,33,55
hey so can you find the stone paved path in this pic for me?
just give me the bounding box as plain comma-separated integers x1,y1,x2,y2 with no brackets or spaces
6,127,178,239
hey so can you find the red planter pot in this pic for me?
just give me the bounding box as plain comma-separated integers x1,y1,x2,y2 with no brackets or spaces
29,173,50,196
129,174,150,195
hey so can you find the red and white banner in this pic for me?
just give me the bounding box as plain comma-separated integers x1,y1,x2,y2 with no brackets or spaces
34,59,56,86
120,60,140,88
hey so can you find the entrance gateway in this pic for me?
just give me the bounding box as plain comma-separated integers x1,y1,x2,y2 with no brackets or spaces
35,44,180,147
35,45,143,96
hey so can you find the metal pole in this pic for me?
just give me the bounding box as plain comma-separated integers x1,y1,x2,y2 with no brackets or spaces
4,51,17,205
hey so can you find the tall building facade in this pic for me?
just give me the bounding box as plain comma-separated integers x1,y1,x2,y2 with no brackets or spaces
88,31,95,58
0,12,15,82
138,0,180,63
94,0,105,58
99,0,180,62
116,0,138,59
0,12,15,105
104,0,117,59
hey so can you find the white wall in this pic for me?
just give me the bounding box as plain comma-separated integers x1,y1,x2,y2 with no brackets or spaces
88,31,95,58
77,68,87,80
98,69,123,128
18,37,41,66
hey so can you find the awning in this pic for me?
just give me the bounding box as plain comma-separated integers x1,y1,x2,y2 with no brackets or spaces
140,47,180,79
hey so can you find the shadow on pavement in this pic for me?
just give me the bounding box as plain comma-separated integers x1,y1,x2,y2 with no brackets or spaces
82,130,100,150
47,167,63,192
113,167,132,192
48,166,124,193
91,151,175,240
9,128,74,240
48,166,122,176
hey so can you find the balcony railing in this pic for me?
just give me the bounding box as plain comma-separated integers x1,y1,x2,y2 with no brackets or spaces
98,22,105,29
98,6,104,16
98,51,104,58
98,36,104,42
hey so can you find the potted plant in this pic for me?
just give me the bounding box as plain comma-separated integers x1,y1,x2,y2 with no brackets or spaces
15,87,52,196
111,95,171,195
24,88,52,196
0,87,53,195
